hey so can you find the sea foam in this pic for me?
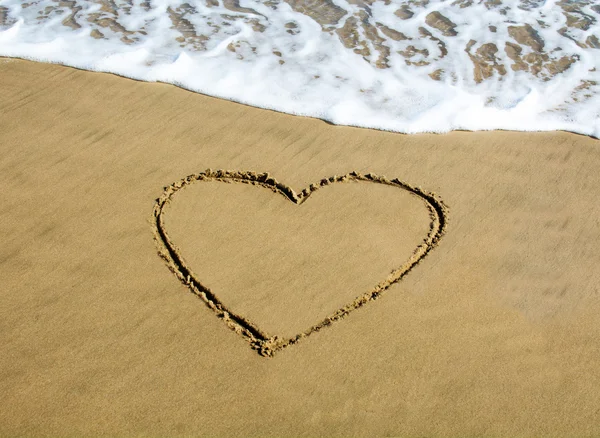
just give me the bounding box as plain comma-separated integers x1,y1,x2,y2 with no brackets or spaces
0,0,599,138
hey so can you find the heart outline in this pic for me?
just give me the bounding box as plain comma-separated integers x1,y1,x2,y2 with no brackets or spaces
152,170,448,357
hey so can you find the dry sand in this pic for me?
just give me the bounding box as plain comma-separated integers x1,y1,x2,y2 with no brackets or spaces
1,58,600,436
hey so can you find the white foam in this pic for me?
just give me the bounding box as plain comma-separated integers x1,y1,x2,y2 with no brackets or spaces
0,0,598,138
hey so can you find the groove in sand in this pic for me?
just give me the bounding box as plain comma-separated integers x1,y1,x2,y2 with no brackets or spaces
152,169,449,357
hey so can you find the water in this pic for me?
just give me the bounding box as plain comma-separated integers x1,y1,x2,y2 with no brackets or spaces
1,0,599,137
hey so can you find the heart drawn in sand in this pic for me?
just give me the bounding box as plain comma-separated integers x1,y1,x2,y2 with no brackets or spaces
152,170,448,357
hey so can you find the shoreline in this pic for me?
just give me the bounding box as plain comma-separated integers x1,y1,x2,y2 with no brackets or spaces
2,55,597,141
1,58,600,436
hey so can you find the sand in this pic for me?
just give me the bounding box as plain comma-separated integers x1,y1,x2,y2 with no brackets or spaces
1,58,600,436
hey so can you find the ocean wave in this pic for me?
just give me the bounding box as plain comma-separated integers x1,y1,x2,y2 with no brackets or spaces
0,0,599,137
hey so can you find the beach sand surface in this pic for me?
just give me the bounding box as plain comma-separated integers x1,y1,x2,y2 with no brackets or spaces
1,58,600,436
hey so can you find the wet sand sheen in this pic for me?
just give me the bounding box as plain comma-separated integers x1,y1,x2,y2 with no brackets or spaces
1,58,600,436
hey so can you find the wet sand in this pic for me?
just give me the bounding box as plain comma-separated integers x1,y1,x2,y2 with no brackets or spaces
1,58,600,436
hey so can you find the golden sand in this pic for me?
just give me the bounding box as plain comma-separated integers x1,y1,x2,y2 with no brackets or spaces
1,58,600,436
